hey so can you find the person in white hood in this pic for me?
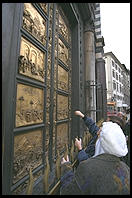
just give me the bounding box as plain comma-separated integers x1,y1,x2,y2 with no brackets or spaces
74,111,128,162
93,121,128,157
60,114,130,195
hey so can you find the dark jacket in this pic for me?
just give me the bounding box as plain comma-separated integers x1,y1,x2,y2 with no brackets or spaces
123,120,130,167
60,153,130,195
77,116,99,162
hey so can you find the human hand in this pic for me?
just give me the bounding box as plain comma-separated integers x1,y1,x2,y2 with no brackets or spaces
75,138,82,150
61,155,70,165
74,111,84,118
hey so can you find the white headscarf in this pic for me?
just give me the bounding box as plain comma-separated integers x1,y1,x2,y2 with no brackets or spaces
93,121,128,157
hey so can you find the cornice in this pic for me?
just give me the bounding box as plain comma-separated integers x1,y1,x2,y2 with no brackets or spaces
77,3,96,30
77,3,95,21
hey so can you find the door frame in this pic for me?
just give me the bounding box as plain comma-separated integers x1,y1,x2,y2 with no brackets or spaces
2,3,84,195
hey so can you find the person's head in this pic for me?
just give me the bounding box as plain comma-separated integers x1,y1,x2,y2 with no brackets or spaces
126,108,130,114
117,112,126,122
94,121,128,158
107,115,125,130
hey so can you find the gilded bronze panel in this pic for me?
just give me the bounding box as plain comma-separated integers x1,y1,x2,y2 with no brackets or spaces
57,123,68,152
57,94,68,120
18,37,45,82
58,39,69,66
45,126,49,157
16,83,44,127
58,65,68,91
23,3,47,45
38,3,48,14
59,14,69,43
13,130,43,184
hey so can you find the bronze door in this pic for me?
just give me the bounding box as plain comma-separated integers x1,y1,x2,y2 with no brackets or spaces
11,3,72,194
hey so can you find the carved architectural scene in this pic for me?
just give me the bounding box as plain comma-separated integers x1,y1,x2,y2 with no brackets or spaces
57,94,68,120
59,14,70,44
58,65,68,91
13,130,43,184
18,37,45,82
16,83,44,127
58,39,69,66
23,3,47,46
38,3,48,14
56,123,68,153
54,6,71,155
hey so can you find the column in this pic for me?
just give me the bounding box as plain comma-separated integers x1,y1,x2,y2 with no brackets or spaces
95,36,107,121
84,19,96,121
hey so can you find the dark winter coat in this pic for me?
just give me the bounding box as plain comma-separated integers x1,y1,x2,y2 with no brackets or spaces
123,120,130,166
60,153,130,195
77,115,99,162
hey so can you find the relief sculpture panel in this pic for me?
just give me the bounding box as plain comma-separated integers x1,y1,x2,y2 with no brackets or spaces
18,37,45,82
58,39,69,66
16,83,44,127
59,14,69,43
57,123,68,153
23,3,47,45
13,130,43,184
57,94,68,120
38,3,48,14
58,65,68,91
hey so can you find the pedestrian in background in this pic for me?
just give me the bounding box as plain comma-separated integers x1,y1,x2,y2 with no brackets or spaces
125,108,130,122
117,111,126,123
107,115,125,130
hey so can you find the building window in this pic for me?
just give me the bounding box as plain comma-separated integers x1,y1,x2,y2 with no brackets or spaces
120,84,122,93
112,69,115,78
119,75,121,82
112,60,114,67
115,64,117,70
114,94,116,100
117,82,118,91
116,73,118,80
121,77,123,83
113,80,116,90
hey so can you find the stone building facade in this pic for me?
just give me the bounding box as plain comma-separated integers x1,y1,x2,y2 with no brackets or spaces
103,52,130,112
